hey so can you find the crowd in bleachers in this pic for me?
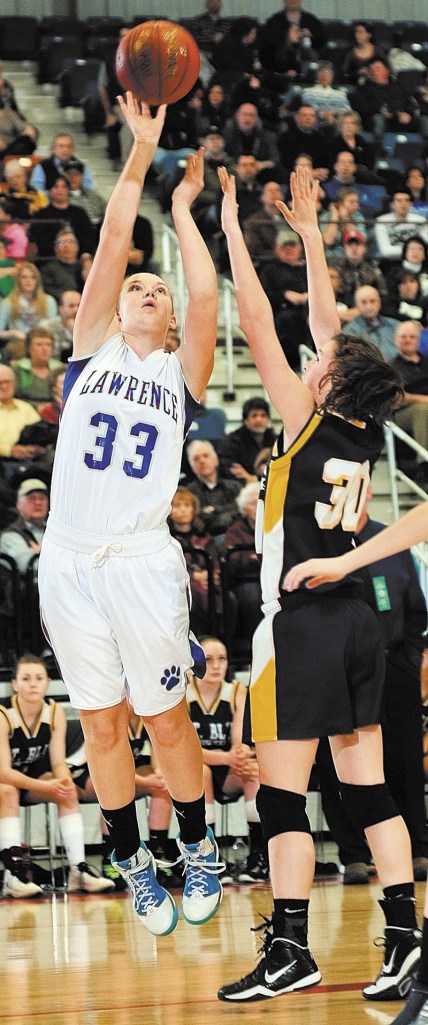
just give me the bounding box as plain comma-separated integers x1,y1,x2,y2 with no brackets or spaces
2,2,428,896
1,3,428,654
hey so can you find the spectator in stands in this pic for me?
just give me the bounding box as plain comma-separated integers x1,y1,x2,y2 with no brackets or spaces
40,228,84,303
243,180,284,268
190,0,229,65
197,82,229,137
329,110,376,170
0,200,28,259
12,327,63,406
405,167,428,220
0,61,25,116
186,440,241,541
221,481,263,656
339,232,388,309
63,157,106,231
392,320,428,480
164,327,181,354
277,104,329,179
327,264,358,325
258,0,326,72
388,236,428,299
28,175,95,261
0,477,48,573
0,262,57,345
342,283,399,361
38,288,81,362
342,22,387,84
187,635,265,883
319,189,368,265
186,126,233,239
0,365,41,460
415,71,428,139
151,97,199,208
324,150,387,217
1,159,48,219
169,487,222,638
212,17,259,78
0,235,16,298
300,62,351,126
125,213,157,277
30,132,94,195
375,191,428,263
223,102,279,180
351,58,420,138
37,364,65,427
0,106,37,161
231,153,263,224
385,271,428,326
0,653,114,897
259,228,310,368
218,397,276,483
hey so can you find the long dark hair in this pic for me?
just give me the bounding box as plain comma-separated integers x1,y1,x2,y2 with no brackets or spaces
318,333,404,423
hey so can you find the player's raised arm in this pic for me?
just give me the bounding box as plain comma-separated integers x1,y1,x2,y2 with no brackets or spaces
218,166,313,434
283,501,428,590
172,148,218,398
73,94,166,358
277,168,341,352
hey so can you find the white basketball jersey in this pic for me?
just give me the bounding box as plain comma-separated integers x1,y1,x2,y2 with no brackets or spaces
49,335,198,535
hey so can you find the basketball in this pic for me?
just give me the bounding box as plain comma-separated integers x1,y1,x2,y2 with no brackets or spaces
115,20,200,106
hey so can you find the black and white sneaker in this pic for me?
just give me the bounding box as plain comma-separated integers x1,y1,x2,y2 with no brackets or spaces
363,926,422,1001
218,916,321,1002
238,851,269,884
386,981,428,1025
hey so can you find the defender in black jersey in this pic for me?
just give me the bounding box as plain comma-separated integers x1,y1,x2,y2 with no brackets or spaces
216,164,420,1004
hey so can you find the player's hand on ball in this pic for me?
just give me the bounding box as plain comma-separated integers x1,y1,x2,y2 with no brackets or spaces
117,92,166,148
172,147,205,206
218,167,239,234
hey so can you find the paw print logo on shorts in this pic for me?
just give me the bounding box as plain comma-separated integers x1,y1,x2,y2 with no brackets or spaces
161,665,180,691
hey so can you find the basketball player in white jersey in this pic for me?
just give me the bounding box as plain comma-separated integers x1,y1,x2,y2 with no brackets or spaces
38,93,223,936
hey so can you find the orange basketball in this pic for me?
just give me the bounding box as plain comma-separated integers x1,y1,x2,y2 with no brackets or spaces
115,20,200,106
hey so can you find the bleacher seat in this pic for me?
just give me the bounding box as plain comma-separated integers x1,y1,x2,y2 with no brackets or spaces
39,16,85,41
58,59,102,109
392,135,426,171
395,69,426,98
38,36,85,86
321,20,351,43
318,41,350,83
85,16,125,38
394,21,428,46
0,16,39,60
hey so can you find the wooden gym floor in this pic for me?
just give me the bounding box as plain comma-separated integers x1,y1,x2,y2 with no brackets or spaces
0,875,424,1025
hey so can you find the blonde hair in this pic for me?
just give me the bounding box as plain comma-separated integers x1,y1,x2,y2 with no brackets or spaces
9,262,51,320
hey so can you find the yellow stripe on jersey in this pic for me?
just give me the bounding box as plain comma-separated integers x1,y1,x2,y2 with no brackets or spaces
264,414,322,536
249,616,278,742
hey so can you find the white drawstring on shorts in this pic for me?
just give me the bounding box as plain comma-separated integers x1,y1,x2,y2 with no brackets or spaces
91,542,122,569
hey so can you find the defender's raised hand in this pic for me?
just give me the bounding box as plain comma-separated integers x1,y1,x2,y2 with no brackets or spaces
172,147,205,207
276,165,320,240
218,166,240,234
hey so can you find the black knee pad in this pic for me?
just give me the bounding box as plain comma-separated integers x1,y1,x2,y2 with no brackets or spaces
256,784,311,842
340,782,399,831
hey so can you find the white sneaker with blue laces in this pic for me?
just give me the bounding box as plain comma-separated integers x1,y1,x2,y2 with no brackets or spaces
176,826,224,925
112,841,178,936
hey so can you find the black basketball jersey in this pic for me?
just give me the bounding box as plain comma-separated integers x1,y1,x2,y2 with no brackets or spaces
187,679,240,751
256,410,383,602
0,695,56,776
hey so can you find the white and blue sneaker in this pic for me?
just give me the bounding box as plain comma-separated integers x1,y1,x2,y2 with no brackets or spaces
112,841,178,936
176,826,224,925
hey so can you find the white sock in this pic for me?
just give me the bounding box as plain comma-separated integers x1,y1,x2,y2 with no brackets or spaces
245,800,260,823
205,802,216,826
0,816,21,850
59,812,85,867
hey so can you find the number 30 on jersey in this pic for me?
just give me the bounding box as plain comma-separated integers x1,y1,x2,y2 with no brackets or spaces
314,458,371,531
